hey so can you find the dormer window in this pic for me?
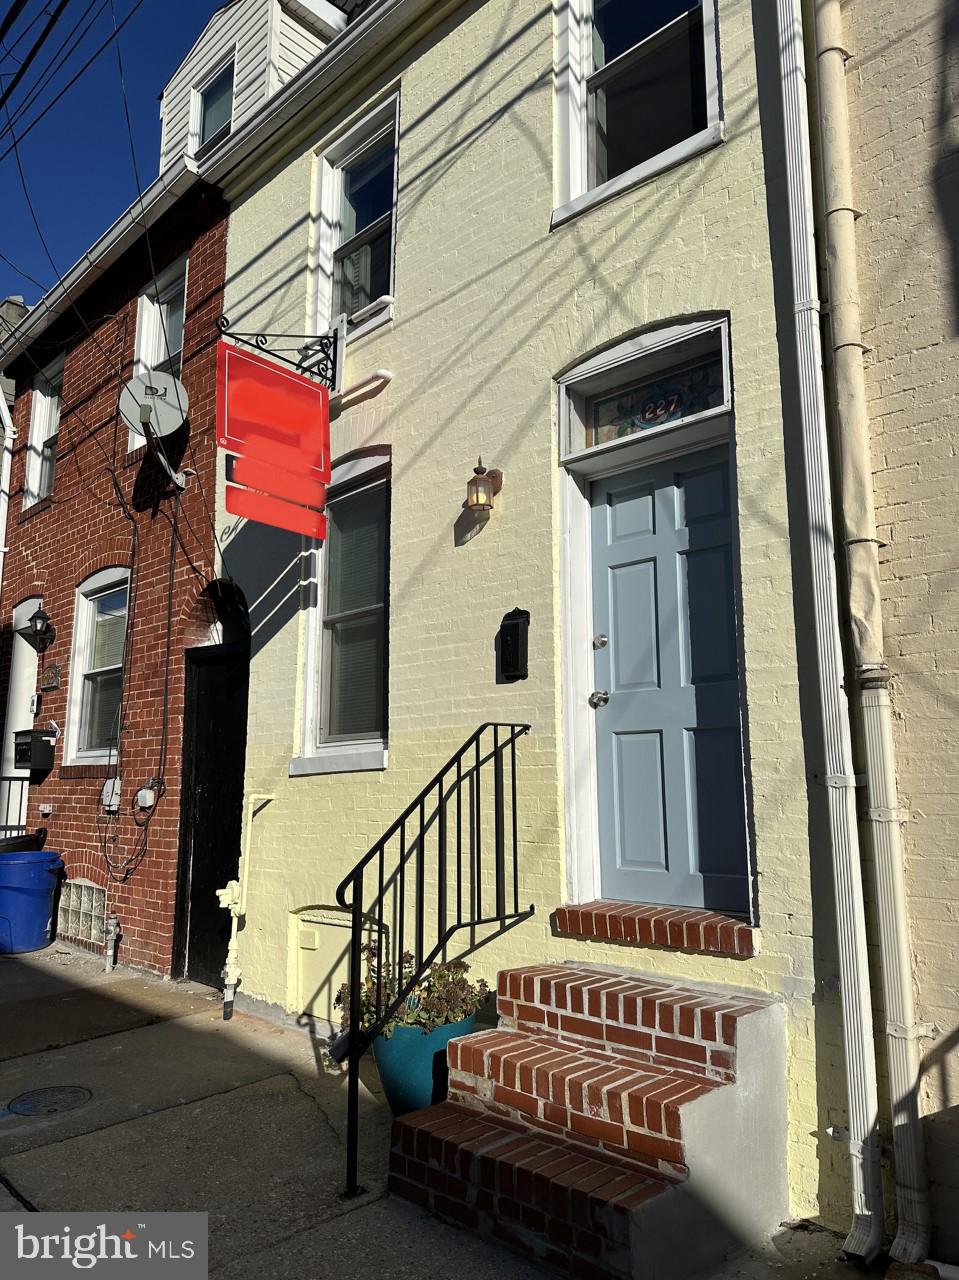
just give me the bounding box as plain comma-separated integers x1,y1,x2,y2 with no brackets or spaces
197,59,234,151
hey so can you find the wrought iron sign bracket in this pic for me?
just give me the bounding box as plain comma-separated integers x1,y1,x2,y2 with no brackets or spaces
216,315,345,392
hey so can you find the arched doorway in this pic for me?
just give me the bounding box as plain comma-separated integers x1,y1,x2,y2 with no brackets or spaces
173,581,251,987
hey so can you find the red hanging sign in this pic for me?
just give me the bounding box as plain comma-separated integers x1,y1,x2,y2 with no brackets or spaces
216,341,331,540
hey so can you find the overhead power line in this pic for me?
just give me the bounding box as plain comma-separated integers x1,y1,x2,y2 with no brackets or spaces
0,0,148,164
0,0,73,116
0,0,33,47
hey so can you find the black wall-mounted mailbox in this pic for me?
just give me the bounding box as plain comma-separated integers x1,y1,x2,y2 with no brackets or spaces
497,608,530,683
14,729,56,772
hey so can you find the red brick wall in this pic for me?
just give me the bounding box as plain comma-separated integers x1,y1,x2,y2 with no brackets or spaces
1,184,229,974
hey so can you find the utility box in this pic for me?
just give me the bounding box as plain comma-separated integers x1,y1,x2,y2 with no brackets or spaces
14,729,56,772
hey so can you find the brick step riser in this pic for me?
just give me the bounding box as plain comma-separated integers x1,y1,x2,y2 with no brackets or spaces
449,1076,688,1182
390,1106,671,1280
496,968,763,1084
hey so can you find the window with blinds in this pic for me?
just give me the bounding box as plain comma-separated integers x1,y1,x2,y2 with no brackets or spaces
78,583,128,753
332,133,396,327
321,481,389,741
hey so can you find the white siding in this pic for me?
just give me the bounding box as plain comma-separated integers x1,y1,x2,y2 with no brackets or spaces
274,4,327,87
158,0,272,173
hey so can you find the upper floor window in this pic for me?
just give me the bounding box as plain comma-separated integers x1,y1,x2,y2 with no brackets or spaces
137,258,187,380
67,568,130,762
24,359,63,507
316,98,399,341
198,59,234,150
555,0,721,224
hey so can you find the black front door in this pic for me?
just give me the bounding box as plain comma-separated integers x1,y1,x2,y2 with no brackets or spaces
174,644,250,988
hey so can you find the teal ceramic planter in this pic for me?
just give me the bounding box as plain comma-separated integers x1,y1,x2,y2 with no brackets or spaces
371,1015,476,1115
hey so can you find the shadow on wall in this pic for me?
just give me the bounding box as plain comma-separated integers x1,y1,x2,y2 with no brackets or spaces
919,1025,959,1259
221,520,307,660
935,0,959,332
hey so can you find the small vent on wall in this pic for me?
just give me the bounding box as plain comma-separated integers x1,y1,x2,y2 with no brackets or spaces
58,880,106,950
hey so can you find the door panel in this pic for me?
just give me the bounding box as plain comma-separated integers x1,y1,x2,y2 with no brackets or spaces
590,445,749,911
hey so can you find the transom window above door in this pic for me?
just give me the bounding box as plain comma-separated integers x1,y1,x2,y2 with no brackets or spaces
554,0,721,224
560,319,731,467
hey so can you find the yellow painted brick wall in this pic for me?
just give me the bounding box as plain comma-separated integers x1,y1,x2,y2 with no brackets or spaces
222,0,850,1224
845,0,959,1255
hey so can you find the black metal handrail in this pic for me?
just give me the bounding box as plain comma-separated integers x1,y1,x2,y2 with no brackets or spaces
0,776,29,839
331,722,533,1196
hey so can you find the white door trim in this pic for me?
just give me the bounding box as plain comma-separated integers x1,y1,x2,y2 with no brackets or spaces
560,417,732,909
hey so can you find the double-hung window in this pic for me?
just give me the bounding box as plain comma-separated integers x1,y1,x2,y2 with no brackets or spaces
296,454,391,775
322,479,389,740
69,570,130,760
137,259,187,378
197,59,234,151
556,0,720,221
316,99,399,340
24,359,63,507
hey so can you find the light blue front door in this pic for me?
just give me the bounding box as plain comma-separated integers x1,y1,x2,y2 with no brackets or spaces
590,445,749,913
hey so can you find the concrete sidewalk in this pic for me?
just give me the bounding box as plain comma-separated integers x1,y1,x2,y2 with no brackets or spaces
0,944,855,1279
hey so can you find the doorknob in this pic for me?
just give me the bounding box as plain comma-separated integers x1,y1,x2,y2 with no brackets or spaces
588,690,610,709
592,634,608,650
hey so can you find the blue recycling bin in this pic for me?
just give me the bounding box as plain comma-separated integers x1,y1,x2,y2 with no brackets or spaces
0,849,63,954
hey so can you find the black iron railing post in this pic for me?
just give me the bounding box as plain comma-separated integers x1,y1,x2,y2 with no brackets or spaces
494,727,506,920
437,779,447,945
344,876,365,1199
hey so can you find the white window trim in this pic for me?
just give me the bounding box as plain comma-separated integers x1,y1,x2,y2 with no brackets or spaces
553,0,722,228
557,320,733,904
293,449,391,777
188,49,237,156
130,256,189,451
312,95,399,345
64,567,130,767
23,357,63,509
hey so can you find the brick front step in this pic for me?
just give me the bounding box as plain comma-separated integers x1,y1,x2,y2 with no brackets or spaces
448,1027,724,1178
553,902,757,959
390,1101,671,1280
497,965,772,1082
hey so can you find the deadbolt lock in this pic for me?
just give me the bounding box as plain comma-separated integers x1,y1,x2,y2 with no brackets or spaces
588,690,610,709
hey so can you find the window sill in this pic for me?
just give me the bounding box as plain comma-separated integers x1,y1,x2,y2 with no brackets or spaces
345,303,394,345
19,495,53,522
290,740,388,776
553,901,757,959
550,121,724,231
60,762,115,780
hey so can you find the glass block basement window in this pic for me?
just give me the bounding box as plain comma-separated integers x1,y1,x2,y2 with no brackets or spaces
57,880,106,949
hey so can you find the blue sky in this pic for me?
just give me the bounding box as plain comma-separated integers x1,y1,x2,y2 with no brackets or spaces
0,0,223,305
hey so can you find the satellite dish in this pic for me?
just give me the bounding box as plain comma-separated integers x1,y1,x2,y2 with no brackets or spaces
118,371,189,441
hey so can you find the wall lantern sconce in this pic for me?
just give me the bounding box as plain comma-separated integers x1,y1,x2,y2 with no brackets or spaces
466,458,503,513
17,605,55,654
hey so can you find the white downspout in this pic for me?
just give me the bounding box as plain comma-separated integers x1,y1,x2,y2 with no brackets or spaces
0,394,16,599
775,0,884,1260
811,0,930,1262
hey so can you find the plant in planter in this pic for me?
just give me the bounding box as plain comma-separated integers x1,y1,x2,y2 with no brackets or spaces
335,944,489,1116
